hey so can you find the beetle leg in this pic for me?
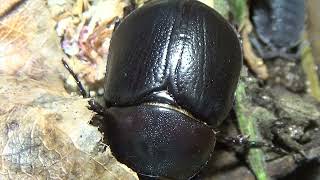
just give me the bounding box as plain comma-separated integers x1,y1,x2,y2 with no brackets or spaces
250,34,298,61
88,99,105,115
249,33,269,59
250,35,300,61
217,134,289,155
255,47,299,61
112,17,121,32
277,52,300,61
251,40,279,60
264,47,299,61
62,59,106,116
276,46,301,61
113,3,136,32
61,58,89,98
123,1,136,17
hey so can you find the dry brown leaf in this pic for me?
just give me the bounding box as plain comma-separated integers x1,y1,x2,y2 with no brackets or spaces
0,0,65,85
0,76,138,179
56,0,127,86
0,0,138,179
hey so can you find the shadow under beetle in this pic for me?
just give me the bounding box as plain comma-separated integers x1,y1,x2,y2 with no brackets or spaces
64,0,243,179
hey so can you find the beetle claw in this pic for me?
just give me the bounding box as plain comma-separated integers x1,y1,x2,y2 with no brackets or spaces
88,99,105,115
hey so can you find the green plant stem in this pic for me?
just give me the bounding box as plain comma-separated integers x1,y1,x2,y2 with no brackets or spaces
301,32,320,101
235,81,270,180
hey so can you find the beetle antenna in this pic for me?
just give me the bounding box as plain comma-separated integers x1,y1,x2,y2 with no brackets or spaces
61,59,89,98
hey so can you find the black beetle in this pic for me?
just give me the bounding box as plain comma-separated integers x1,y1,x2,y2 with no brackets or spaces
250,0,305,60
103,0,242,179
64,0,242,179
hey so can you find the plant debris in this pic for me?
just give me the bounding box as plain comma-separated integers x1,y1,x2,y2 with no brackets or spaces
55,0,127,94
